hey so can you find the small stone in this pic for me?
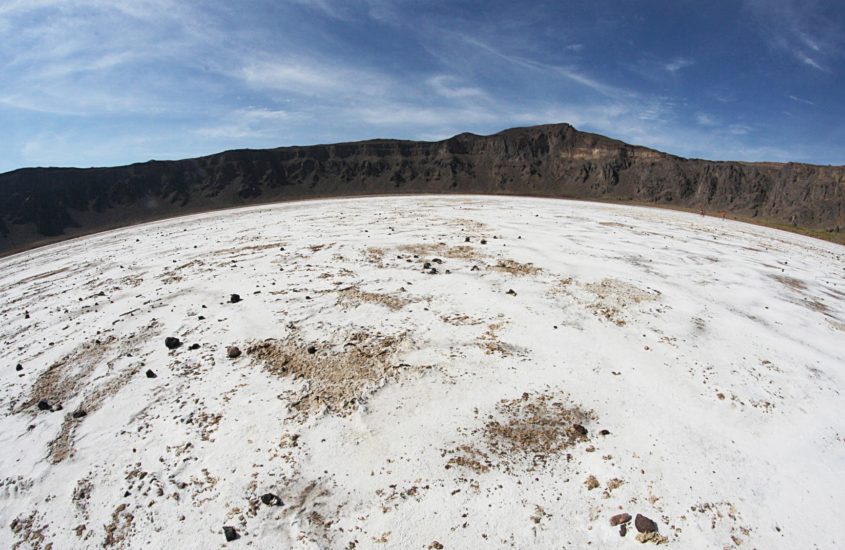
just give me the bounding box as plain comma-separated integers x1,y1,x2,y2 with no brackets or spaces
223,525,239,542
599,429,611,436
423,262,432,269
72,409,87,419
610,513,631,526
15,364,23,371
307,345,317,354
227,346,242,359
506,289,517,296
429,268,438,274
620,524,627,537
198,315,205,320
165,337,181,349
572,424,588,436
229,294,241,303
430,542,444,550
585,475,599,490
37,399,51,411
145,369,157,379
480,239,487,244
189,343,200,350
464,237,470,242
260,493,282,506
432,258,443,264
635,514,658,533
24,311,30,319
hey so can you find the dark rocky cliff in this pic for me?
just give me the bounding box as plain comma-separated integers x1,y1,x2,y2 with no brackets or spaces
1,123,843,254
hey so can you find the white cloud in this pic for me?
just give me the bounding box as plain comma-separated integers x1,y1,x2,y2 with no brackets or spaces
194,108,300,139
427,75,486,99
788,94,814,105
696,113,717,126
665,57,694,72
241,60,390,98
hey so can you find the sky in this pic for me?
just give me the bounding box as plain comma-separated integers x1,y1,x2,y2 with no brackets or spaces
0,0,844,173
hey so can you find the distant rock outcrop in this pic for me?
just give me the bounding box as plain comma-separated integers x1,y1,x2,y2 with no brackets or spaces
1,123,843,254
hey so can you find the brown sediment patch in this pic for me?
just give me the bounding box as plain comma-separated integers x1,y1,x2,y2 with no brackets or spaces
598,221,633,229
16,266,72,285
16,340,116,413
18,320,160,415
247,329,413,417
582,278,660,326
448,391,596,474
771,274,806,291
364,246,386,267
49,362,145,463
444,445,491,474
478,321,521,357
398,242,483,261
827,319,845,332
804,299,829,314
452,218,490,232
487,259,541,277
336,287,413,311
484,392,596,463
103,503,134,547
9,511,49,550
441,313,484,326
213,241,288,258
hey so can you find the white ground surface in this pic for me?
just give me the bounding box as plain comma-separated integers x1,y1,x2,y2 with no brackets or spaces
0,195,843,549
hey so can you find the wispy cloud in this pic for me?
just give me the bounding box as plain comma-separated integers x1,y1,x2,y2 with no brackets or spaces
744,0,842,72
665,57,694,73
788,94,815,105
427,75,486,99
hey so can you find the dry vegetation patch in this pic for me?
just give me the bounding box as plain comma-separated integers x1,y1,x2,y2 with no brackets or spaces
247,330,412,416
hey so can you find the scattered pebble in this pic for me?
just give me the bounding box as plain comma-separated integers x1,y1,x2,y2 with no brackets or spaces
610,513,631,526
37,399,51,411
229,294,241,303
260,493,282,506
227,346,242,358
635,513,658,533
222,525,239,542
145,369,157,379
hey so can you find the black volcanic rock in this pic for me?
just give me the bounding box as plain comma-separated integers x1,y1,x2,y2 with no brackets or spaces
164,337,181,350
1,123,842,255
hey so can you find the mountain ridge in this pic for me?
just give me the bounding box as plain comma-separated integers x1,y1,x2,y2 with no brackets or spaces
1,122,843,254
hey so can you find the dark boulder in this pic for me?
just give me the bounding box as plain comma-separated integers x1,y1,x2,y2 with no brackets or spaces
165,337,181,349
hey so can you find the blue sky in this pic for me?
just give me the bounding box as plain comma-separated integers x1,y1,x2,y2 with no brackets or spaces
1,0,843,173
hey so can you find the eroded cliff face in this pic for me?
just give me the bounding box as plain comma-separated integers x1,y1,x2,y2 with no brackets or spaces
1,123,843,253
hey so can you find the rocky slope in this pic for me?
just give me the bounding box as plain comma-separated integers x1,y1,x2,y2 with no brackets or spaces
1,123,843,254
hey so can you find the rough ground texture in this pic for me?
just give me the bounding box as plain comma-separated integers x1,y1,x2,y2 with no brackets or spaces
0,196,843,549
1,123,844,255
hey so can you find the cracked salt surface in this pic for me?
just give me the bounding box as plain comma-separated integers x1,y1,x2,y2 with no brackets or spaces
0,195,843,548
